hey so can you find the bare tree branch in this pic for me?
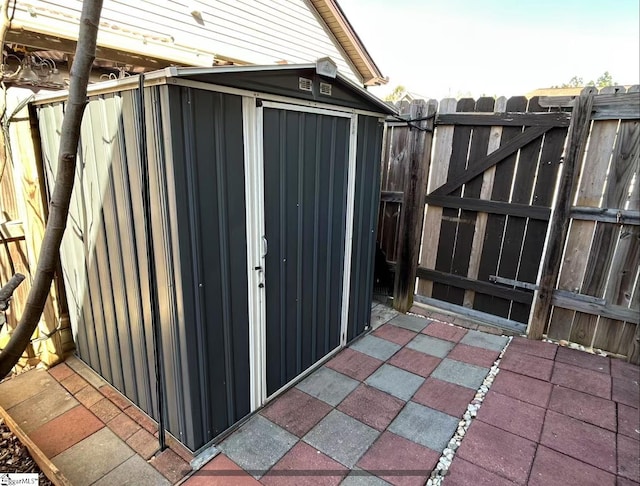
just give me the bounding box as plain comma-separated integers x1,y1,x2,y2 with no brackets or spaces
0,0,104,377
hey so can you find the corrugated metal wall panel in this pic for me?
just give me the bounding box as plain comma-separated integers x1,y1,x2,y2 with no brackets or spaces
348,115,384,341
163,85,250,448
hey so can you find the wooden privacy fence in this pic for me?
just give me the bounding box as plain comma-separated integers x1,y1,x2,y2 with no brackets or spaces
379,87,640,363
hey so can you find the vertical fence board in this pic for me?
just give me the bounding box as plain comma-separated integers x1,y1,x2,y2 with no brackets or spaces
432,98,475,304
474,96,528,317
418,98,457,297
464,96,508,307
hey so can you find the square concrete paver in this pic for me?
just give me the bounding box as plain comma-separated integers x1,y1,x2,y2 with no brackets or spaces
8,382,78,433
126,428,159,460
357,431,439,486
406,334,455,358
421,321,467,343
555,346,609,374
0,369,60,410
618,434,640,482
372,324,417,346
447,343,500,368
612,376,640,408
476,391,546,442
60,373,90,394
388,401,458,452
183,454,260,486
431,358,488,390
107,412,142,441
219,415,297,478
349,335,401,361
52,427,135,486
341,470,391,485
500,352,554,381
389,315,430,333
325,348,383,381
48,363,76,382
540,410,616,474
618,403,640,440
412,377,475,418
93,454,171,486
507,337,557,361
611,358,640,381
74,385,104,408
551,362,612,399
490,370,552,408
365,364,424,401
66,356,109,389
528,445,615,486
548,385,616,431
457,420,536,485
446,457,518,486
303,410,379,468
149,448,192,484
337,384,405,431
29,405,104,457
459,330,508,351
261,388,332,438
261,441,348,486
388,348,441,378
91,398,122,423
296,367,359,407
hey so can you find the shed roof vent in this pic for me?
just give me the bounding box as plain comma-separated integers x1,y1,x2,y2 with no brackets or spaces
298,77,313,91
319,82,332,96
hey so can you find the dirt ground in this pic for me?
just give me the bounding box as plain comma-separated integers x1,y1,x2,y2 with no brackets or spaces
0,417,53,485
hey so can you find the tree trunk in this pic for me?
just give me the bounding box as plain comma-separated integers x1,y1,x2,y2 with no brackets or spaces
0,0,104,378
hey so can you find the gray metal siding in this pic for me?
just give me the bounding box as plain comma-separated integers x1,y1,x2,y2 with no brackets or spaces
348,115,384,341
263,108,350,395
165,86,250,448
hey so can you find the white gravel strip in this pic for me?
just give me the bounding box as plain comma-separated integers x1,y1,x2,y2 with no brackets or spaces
426,335,513,486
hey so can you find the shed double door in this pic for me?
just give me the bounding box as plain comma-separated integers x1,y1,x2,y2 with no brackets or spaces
258,103,354,397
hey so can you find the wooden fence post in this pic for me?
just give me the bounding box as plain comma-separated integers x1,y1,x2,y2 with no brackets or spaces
527,88,595,339
393,99,437,313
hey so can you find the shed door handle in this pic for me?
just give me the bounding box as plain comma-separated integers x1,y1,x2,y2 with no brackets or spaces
262,236,268,258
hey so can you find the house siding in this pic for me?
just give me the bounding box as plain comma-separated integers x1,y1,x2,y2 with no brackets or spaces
10,0,362,83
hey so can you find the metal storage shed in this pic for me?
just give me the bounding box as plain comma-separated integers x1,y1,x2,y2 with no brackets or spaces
33,61,394,452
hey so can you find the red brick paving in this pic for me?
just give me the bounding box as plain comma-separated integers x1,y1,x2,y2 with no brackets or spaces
337,384,404,431
448,343,500,368
107,412,141,441
490,370,552,408
260,388,332,437
48,363,75,382
29,405,103,457
611,358,640,381
357,431,439,486
421,321,467,343
126,428,159,459
555,346,610,374
74,385,104,408
372,323,417,346
411,377,475,417
150,448,192,483
618,435,640,482
445,457,518,486
507,337,557,360
540,410,616,474
124,405,158,433
90,397,122,423
528,445,615,486
99,385,132,410
612,376,640,408
261,441,348,486
457,420,536,485
500,352,554,381
324,348,383,381
476,391,546,442
548,385,616,431
551,361,612,399
387,347,441,377
183,454,260,485
618,403,640,440
59,373,90,394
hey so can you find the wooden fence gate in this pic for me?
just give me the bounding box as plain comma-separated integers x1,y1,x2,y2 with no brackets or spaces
378,87,639,362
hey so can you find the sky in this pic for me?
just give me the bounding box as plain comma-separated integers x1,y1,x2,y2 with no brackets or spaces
339,0,640,99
